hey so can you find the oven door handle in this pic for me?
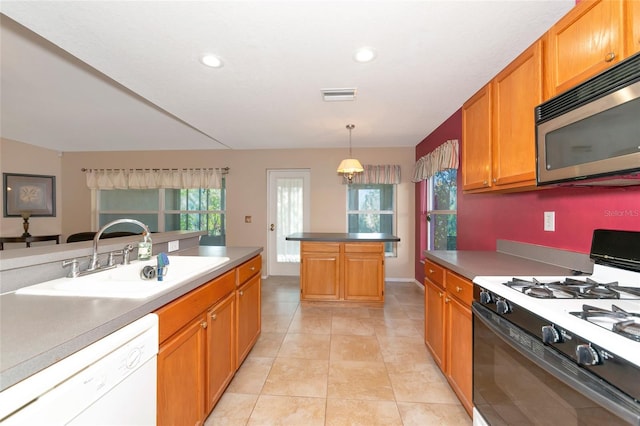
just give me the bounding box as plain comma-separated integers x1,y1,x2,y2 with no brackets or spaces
472,302,640,425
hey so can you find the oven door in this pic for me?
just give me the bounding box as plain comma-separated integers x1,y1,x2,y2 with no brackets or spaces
473,302,640,426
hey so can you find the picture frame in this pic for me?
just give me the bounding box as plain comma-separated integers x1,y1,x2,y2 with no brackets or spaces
3,173,56,217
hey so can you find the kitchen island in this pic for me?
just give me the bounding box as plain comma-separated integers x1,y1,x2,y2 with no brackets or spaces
286,232,400,306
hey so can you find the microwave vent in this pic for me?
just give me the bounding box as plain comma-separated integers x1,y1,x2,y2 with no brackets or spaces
537,53,640,122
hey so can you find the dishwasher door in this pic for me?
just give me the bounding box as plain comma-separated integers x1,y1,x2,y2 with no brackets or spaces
0,313,158,425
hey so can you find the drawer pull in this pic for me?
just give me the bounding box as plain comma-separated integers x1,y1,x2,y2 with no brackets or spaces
438,292,443,298
605,51,616,62
429,269,434,274
239,290,244,296
250,266,256,271
201,321,208,329
211,313,217,320
456,286,462,293
445,297,451,303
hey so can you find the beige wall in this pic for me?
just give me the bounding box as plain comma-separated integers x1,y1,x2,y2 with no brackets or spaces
61,147,415,280
0,138,62,240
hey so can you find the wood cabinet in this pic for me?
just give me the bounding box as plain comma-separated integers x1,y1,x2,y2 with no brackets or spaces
461,84,492,191
627,0,640,56
343,243,384,301
545,0,625,97
300,242,340,300
462,40,542,193
236,255,262,366
157,315,207,426
424,260,472,417
206,292,235,413
300,241,385,305
156,255,261,425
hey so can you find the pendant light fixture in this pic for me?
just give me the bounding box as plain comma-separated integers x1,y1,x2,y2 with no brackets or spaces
337,124,364,182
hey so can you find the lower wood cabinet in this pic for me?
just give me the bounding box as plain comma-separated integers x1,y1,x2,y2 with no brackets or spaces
156,255,261,426
300,241,384,304
157,316,206,426
424,260,473,417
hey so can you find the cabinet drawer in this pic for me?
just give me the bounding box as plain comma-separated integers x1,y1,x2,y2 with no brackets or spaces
156,270,235,343
424,260,445,288
237,255,261,285
446,271,473,306
344,242,383,253
301,242,340,253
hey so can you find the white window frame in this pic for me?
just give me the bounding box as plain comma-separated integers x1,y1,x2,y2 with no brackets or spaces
346,183,397,257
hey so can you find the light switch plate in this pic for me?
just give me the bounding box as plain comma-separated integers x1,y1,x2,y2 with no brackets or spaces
544,211,555,232
168,240,179,252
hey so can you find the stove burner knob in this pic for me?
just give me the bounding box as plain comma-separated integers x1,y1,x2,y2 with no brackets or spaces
496,299,510,315
541,325,560,344
576,344,600,366
479,290,492,304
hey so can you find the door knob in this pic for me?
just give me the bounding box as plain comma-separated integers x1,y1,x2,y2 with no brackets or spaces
270,224,275,231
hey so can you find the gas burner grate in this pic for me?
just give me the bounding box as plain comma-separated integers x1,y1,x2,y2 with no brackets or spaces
571,304,640,342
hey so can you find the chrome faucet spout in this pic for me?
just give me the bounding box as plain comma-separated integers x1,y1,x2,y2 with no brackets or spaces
88,219,150,271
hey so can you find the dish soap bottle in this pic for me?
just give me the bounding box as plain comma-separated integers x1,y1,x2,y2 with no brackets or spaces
138,231,152,261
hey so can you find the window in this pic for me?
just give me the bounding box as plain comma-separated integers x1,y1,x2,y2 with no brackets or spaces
426,169,456,250
347,184,396,256
97,178,226,245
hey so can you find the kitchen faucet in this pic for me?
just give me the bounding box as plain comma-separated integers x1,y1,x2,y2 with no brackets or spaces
88,219,150,271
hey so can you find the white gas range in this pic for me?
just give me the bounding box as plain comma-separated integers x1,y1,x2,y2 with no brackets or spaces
472,229,640,426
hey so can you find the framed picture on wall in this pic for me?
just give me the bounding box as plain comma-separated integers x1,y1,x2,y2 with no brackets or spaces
3,173,56,217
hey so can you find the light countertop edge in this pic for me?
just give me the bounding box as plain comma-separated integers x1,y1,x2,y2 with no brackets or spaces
0,246,262,392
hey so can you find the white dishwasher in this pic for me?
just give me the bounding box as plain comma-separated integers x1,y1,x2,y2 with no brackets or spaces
0,313,158,425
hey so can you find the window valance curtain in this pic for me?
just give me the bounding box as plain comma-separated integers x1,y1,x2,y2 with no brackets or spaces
412,139,459,182
343,164,401,184
84,168,226,190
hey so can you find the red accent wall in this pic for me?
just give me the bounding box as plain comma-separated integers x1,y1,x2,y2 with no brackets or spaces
415,109,640,282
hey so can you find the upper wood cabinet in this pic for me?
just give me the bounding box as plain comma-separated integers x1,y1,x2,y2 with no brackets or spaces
462,40,542,193
627,0,640,56
491,40,542,188
545,0,625,97
462,84,492,191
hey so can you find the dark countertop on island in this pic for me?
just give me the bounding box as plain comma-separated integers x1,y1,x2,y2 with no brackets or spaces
286,232,400,242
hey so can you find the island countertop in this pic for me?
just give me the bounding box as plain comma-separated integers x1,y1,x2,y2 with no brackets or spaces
286,232,400,242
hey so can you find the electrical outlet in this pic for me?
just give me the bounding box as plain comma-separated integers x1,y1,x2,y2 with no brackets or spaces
544,211,555,232
167,240,179,252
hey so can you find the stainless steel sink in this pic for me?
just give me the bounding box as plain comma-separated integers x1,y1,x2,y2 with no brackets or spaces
15,256,230,299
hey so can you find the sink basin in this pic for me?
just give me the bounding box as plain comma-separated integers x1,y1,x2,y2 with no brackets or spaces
15,256,230,299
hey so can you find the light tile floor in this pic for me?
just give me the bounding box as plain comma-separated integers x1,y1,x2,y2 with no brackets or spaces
205,276,472,426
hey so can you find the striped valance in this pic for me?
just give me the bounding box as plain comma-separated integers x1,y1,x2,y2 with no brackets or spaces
84,168,226,190
343,164,401,185
412,139,459,182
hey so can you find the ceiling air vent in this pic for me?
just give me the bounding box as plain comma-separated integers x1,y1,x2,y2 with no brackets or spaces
321,88,357,102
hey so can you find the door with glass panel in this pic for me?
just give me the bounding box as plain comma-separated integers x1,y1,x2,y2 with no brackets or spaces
267,170,310,276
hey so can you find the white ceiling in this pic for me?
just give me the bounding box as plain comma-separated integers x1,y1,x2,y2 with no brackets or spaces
0,1,575,153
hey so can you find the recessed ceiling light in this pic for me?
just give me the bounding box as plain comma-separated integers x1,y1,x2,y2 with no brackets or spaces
354,47,376,63
201,54,223,68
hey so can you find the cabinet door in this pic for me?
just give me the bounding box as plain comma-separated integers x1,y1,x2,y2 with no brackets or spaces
236,274,261,366
206,292,235,413
462,84,492,191
627,0,640,57
424,279,446,370
343,252,384,301
445,296,472,417
546,0,625,96
492,41,541,189
157,317,207,426
300,252,340,300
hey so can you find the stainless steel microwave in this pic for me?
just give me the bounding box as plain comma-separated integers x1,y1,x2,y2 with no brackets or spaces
535,53,640,187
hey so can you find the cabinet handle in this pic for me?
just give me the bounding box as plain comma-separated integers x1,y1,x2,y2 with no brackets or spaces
250,266,255,271
239,290,244,296
445,297,451,303
456,286,462,293
492,178,497,183
211,313,217,320
438,292,443,298
605,52,616,62
429,269,434,274
483,180,488,186
201,321,208,329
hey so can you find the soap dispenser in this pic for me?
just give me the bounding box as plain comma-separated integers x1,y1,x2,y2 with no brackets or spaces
137,231,152,260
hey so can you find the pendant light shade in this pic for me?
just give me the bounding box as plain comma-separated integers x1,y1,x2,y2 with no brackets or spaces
337,124,364,181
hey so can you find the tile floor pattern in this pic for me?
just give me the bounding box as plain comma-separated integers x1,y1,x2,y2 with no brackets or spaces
205,276,471,426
